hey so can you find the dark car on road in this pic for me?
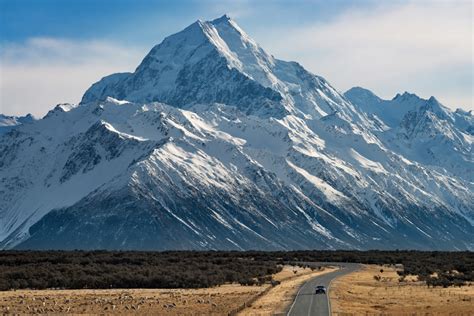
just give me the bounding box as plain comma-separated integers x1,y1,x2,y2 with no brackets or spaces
315,285,326,294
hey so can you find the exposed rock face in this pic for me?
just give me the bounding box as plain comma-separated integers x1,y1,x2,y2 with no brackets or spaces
1,15,472,250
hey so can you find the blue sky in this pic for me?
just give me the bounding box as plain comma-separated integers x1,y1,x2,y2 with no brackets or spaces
0,0,363,43
1,0,472,116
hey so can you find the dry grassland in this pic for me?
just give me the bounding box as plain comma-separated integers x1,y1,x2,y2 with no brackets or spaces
0,285,264,315
0,265,335,315
330,265,474,316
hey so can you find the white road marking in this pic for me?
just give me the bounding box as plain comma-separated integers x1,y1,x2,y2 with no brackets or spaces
307,289,314,316
287,279,308,316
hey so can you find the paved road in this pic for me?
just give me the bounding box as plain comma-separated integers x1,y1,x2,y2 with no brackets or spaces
287,263,360,316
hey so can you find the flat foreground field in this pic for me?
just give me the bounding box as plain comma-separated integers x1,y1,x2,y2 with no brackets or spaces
0,285,263,315
330,265,474,316
0,265,333,315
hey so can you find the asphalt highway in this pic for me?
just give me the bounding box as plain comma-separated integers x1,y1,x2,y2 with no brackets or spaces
287,263,360,316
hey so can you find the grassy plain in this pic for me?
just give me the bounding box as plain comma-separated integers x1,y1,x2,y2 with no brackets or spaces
0,265,335,315
330,265,474,316
0,285,264,315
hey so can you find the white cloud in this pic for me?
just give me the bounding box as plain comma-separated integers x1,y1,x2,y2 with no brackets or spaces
0,38,146,117
0,2,472,117
254,1,473,110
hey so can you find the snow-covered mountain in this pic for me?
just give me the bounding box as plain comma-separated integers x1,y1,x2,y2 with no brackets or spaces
345,87,473,182
1,15,473,250
0,114,35,135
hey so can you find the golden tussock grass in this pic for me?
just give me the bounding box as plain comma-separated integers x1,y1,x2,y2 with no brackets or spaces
0,265,336,315
330,265,474,316
0,285,265,315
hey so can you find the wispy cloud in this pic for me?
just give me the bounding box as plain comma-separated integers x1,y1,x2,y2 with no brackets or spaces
0,38,146,116
254,1,473,109
0,1,472,117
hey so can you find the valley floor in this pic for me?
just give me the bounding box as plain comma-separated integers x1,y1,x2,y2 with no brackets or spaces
0,265,334,315
330,265,474,315
0,285,263,315
2,264,472,315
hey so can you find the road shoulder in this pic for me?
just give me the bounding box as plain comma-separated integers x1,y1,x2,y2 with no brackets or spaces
239,265,337,315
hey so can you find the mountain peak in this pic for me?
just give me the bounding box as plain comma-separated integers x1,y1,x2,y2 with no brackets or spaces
455,108,473,116
117,15,253,79
3,15,473,252
211,14,233,24
81,15,368,120
393,91,420,101
0,113,36,135
209,14,244,36
345,87,382,103
344,87,383,116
